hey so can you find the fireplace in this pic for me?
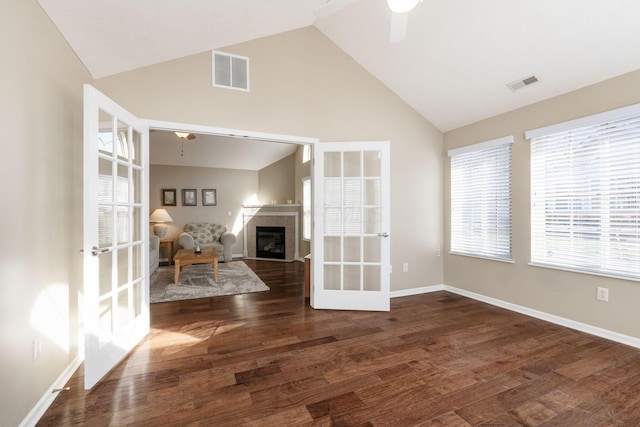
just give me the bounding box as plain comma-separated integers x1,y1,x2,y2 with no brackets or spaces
256,226,286,259
243,205,300,260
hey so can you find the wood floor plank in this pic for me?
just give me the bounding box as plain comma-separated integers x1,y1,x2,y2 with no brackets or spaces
415,411,472,426
454,372,570,425
505,400,559,425
241,406,314,426
37,260,640,426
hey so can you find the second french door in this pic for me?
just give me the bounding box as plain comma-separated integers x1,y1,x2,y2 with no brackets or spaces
312,141,391,311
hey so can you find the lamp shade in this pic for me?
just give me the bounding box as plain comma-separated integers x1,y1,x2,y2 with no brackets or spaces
387,0,419,13
149,208,173,223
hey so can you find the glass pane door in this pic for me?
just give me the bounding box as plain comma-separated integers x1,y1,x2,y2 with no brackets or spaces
312,141,390,311
83,85,149,389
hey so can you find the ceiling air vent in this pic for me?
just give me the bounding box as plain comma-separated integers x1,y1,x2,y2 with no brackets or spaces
507,75,539,91
212,50,250,92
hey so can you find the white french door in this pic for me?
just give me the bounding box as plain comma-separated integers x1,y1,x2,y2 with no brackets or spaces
311,141,390,311
83,85,150,389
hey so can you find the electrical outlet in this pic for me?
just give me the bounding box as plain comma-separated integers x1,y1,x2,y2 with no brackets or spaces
596,287,609,302
403,263,409,272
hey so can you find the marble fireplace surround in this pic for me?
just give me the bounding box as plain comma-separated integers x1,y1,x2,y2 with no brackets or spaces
243,205,300,261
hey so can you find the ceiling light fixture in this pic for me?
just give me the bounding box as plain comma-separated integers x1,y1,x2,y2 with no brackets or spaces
387,0,419,13
174,132,196,156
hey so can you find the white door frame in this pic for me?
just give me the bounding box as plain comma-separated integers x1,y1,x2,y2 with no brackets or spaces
144,118,317,265
145,120,318,146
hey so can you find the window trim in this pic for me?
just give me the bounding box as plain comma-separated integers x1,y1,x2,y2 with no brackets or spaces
447,135,513,157
526,102,640,140
528,261,640,283
302,176,311,241
302,144,311,164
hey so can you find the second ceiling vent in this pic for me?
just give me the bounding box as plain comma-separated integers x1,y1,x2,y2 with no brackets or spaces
507,75,539,91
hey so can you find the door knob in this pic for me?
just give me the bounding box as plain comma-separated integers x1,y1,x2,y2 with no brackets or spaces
91,246,110,256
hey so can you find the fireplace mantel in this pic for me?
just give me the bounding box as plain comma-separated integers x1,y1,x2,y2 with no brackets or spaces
242,205,300,261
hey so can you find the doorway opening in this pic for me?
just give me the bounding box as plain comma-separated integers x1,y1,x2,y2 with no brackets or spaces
146,119,316,263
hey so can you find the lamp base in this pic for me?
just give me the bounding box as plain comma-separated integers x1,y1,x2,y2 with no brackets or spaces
154,223,167,239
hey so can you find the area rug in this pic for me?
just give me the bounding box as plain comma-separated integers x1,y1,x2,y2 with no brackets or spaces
150,261,269,303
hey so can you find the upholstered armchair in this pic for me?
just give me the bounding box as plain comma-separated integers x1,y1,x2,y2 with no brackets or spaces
178,222,236,262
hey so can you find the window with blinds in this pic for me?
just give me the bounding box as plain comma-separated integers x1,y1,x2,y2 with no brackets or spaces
448,136,513,261
527,104,640,281
302,177,311,241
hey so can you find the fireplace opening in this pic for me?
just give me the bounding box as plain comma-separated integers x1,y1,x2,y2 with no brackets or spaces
256,226,286,259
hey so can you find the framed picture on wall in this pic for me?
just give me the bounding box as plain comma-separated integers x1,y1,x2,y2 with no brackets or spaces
202,189,217,206
162,189,176,206
182,189,197,206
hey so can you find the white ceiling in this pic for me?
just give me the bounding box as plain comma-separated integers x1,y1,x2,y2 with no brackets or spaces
150,131,300,170
38,0,640,131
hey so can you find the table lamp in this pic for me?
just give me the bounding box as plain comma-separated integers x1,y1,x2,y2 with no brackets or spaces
149,208,173,239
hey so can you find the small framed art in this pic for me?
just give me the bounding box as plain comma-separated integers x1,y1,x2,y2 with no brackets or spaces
162,189,176,206
202,189,217,206
182,189,197,206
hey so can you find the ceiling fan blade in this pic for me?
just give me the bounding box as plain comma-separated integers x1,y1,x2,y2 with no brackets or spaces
389,12,408,43
314,0,357,18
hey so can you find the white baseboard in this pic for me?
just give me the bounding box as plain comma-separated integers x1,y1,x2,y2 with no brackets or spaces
20,355,82,427
391,285,444,298
390,284,640,350
444,286,640,349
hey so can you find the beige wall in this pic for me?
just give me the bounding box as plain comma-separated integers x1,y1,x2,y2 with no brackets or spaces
443,69,640,340
95,26,444,292
150,164,258,257
0,1,92,425
258,153,295,205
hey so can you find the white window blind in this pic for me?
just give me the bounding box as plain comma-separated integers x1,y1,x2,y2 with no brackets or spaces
528,106,640,281
448,136,513,261
98,173,130,247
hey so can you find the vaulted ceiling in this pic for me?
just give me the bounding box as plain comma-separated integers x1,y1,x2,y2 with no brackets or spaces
39,0,640,132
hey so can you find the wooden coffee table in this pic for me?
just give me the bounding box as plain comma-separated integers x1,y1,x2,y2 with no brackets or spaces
173,248,219,283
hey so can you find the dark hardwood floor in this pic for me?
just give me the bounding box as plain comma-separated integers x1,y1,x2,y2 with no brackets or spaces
39,260,640,426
